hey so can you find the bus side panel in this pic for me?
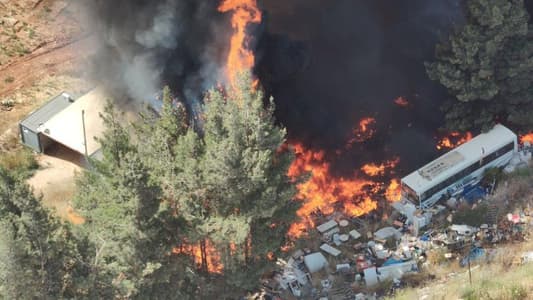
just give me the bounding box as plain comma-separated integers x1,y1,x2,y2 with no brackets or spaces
420,151,514,208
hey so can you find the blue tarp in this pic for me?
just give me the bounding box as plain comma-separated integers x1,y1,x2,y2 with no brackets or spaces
460,247,485,267
462,185,487,204
382,258,403,266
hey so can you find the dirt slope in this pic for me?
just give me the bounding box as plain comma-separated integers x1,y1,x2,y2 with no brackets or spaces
0,0,93,221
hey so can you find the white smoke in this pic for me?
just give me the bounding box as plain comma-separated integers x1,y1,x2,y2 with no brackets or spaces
134,1,179,50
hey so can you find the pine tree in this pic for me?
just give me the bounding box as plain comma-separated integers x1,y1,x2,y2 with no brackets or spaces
426,0,533,131
0,167,89,299
75,104,196,299
135,86,189,196
198,73,298,295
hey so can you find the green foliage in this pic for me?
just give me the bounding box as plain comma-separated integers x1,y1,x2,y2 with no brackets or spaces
0,147,38,178
191,73,298,294
95,101,136,169
133,76,299,297
76,102,198,299
0,167,89,299
508,284,528,300
453,203,489,226
73,76,299,298
461,283,528,300
426,0,533,131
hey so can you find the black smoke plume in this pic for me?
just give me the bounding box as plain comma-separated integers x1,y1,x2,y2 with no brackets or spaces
88,0,226,110
88,0,464,176
256,0,464,175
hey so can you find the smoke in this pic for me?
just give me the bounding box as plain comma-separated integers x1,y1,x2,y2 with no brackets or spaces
88,0,225,108
256,0,464,174
88,0,464,176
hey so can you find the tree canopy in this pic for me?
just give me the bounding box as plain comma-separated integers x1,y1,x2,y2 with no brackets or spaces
0,167,89,299
426,0,533,131
72,73,298,299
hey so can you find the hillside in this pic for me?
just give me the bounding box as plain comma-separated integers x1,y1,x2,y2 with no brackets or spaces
0,1,533,299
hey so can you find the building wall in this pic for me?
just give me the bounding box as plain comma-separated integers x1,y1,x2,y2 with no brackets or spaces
39,134,55,152
20,125,41,152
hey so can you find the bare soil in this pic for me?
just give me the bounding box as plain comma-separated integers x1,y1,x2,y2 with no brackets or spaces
0,0,93,222
26,144,85,224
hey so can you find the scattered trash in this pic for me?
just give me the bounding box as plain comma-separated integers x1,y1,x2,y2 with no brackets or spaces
320,243,341,257
450,224,477,236
317,220,338,233
521,252,533,264
460,247,485,267
374,226,401,240
304,252,328,273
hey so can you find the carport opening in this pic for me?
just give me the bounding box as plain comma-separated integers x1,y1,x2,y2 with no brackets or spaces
40,138,89,168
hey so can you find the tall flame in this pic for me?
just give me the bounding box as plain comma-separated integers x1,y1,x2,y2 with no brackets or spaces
385,179,401,202
361,158,400,177
436,131,473,150
218,0,262,88
520,133,533,144
173,240,223,274
287,144,385,238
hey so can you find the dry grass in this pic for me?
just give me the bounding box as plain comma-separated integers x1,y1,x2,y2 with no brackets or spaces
0,147,38,178
390,239,533,300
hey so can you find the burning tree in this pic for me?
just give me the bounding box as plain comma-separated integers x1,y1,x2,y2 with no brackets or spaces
93,73,299,297
184,73,298,293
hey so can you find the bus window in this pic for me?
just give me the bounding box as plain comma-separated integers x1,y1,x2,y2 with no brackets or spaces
401,183,419,202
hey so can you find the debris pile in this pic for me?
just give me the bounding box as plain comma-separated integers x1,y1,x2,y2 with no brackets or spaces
262,144,533,299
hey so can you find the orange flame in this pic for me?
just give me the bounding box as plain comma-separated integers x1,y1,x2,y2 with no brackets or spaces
66,206,85,225
385,179,401,202
520,133,533,144
436,131,473,150
173,240,223,274
287,144,386,238
394,96,409,107
348,117,377,145
361,158,400,177
218,0,261,88
267,251,275,261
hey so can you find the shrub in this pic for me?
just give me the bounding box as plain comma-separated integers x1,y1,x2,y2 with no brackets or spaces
508,285,527,300
0,148,39,178
453,203,488,227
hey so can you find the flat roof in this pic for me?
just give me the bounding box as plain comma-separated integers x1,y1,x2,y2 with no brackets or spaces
39,88,108,156
402,124,517,194
20,92,74,132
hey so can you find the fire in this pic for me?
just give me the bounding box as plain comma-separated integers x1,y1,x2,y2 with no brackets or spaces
361,158,400,177
385,179,401,202
173,240,223,274
348,117,377,145
267,251,275,261
287,143,383,238
394,96,409,107
436,131,473,150
520,133,533,144
66,206,85,225
218,0,262,88
359,117,376,133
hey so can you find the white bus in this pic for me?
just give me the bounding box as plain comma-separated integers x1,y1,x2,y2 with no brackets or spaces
401,124,517,208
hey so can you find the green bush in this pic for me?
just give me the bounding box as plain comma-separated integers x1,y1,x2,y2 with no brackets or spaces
453,204,488,227
508,285,527,300
0,148,39,178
